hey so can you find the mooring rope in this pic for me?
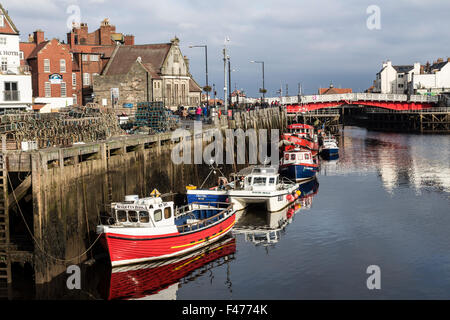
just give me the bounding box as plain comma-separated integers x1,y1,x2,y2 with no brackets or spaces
7,173,102,264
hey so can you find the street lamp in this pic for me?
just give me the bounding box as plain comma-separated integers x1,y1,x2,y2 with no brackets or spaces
189,44,209,106
250,60,265,104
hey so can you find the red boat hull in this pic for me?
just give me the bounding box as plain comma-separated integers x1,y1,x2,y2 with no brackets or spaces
102,213,236,266
105,237,236,300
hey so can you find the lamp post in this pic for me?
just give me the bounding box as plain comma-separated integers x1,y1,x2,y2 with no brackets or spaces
250,60,265,104
189,44,209,106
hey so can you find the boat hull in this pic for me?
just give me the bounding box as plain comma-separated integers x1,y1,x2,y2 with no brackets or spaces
279,164,318,182
186,190,228,205
101,213,235,267
228,184,300,213
320,148,339,159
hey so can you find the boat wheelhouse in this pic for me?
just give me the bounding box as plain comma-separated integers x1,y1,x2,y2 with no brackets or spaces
281,123,319,152
280,148,318,181
227,166,300,213
97,195,235,266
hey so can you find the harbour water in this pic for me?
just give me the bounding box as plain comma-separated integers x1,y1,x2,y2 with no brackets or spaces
13,126,450,299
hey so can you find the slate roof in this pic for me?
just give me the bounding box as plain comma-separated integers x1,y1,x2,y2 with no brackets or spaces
393,65,414,73
430,61,449,71
103,44,171,76
189,78,202,92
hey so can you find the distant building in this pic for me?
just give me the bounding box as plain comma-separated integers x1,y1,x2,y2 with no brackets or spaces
20,34,73,111
318,84,352,95
374,60,421,94
19,19,135,111
0,4,32,112
93,37,202,111
411,58,450,94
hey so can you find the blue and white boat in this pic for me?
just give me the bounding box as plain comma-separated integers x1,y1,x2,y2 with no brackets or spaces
279,148,318,182
320,137,339,159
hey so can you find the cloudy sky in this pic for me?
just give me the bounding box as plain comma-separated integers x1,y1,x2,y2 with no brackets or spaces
4,0,450,97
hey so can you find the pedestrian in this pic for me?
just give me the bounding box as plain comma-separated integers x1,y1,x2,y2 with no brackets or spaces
196,106,202,121
203,105,208,120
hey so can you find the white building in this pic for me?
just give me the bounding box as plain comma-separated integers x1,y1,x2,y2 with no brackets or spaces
411,59,450,94
374,60,420,94
0,4,32,112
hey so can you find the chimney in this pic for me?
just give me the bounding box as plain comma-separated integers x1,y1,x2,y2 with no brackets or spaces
447,57,450,62
33,30,45,44
124,34,135,46
437,57,444,63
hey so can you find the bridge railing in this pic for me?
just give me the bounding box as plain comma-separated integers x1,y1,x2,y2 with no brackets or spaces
365,106,449,113
298,93,438,104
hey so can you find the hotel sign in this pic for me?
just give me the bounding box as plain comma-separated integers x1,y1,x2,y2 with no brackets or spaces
49,73,63,84
0,51,20,56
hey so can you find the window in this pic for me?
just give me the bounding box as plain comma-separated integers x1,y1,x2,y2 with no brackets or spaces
44,59,50,73
139,211,150,223
0,37,6,45
290,154,296,160
19,51,24,60
90,55,99,62
72,94,77,106
60,59,66,73
164,207,172,219
398,84,404,88
284,154,289,160
128,211,138,223
269,178,275,185
1,57,6,72
398,74,404,78
154,209,162,222
60,82,66,97
45,82,51,97
305,154,309,160
117,210,127,222
82,54,88,62
72,73,76,86
4,82,19,101
174,53,179,63
253,177,267,186
83,73,90,86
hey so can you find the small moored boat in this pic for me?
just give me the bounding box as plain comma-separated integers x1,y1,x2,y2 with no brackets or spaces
227,166,300,213
320,136,339,159
97,194,236,267
279,148,318,181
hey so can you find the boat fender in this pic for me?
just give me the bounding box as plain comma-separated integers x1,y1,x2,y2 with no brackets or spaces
286,194,294,201
296,190,301,196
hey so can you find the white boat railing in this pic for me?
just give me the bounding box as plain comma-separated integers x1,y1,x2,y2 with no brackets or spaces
175,202,233,233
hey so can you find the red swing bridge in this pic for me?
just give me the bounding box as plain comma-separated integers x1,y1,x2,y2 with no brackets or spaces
286,93,439,113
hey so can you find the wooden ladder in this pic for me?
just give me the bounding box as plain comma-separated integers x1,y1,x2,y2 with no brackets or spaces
0,153,11,299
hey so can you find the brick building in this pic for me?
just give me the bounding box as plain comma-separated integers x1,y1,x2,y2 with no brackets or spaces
19,19,134,110
20,32,73,111
93,37,202,112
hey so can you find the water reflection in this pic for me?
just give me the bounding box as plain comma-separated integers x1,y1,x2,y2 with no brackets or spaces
320,127,450,195
99,237,236,300
233,178,319,246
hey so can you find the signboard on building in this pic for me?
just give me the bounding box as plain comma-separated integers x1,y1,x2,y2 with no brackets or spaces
49,73,63,84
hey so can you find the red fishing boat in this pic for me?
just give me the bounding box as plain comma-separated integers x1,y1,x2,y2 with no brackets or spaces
102,237,236,300
281,124,319,154
96,194,236,266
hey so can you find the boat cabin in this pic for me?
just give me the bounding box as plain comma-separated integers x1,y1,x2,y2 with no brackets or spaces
111,195,175,227
282,149,315,165
242,167,281,191
286,124,315,137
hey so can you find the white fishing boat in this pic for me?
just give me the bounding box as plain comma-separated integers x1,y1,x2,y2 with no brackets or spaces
227,166,300,213
320,136,339,159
